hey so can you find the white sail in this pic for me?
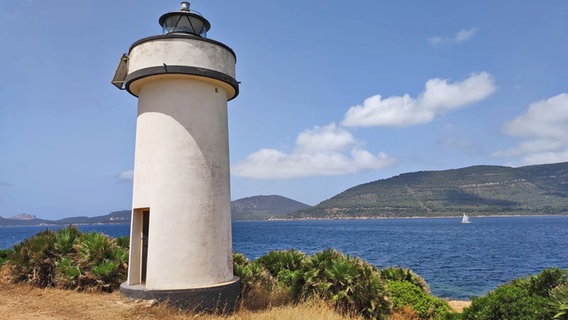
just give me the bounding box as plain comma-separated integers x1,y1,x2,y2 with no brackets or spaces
461,213,471,224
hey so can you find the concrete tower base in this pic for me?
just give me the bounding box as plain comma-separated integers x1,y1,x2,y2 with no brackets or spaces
120,277,240,313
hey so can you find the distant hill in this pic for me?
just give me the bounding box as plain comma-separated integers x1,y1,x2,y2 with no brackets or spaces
293,162,568,219
5,161,568,224
0,210,131,227
0,215,53,227
55,210,131,225
0,196,310,226
9,213,36,221
231,195,311,220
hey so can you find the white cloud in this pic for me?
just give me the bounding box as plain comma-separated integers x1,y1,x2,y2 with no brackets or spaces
117,170,134,182
428,28,478,45
427,36,444,46
494,93,568,165
455,28,477,43
235,72,495,180
232,123,395,179
296,123,355,152
502,93,568,139
341,72,496,127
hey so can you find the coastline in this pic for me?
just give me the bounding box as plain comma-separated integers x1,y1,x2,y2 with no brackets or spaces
264,213,568,222
2,213,567,226
0,222,131,228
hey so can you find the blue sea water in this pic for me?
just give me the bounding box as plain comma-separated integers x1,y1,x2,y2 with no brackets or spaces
1,216,567,300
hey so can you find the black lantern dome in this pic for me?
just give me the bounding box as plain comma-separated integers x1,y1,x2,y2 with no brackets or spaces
159,2,211,37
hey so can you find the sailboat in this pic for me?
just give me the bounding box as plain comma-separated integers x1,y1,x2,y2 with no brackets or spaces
461,213,471,224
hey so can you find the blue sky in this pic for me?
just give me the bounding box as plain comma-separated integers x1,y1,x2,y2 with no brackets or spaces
1,1,567,219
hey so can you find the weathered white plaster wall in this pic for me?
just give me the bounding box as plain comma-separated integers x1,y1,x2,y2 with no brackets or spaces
129,38,235,77
126,36,235,290
127,38,236,97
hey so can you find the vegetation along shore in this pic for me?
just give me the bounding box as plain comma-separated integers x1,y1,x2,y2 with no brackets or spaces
0,227,567,319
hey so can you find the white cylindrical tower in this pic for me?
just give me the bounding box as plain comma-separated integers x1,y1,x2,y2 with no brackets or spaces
114,2,239,311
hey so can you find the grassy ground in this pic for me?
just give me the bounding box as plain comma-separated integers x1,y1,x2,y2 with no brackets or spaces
0,282,361,320
0,283,469,320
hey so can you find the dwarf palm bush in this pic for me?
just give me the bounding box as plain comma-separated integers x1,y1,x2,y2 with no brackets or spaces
115,236,130,249
255,249,306,287
8,229,57,286
551,284,568,320
292,248,343,299
74,232,127,291
380,266,430,294
111,246,129,269
233,252,275,291
2,227,128,292
0,249,11,267
233,252,278,309
76,232,115,265
55,256,81,288
92,260,119,282
233,249,464,319
293,249,390,320
54,226,80,255
235,249,392,318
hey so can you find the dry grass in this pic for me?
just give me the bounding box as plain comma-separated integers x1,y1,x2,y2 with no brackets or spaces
388,306,420,320
0,282,365,320
0,266,470,320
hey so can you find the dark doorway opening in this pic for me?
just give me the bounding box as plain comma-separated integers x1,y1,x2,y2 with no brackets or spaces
141,210,150,283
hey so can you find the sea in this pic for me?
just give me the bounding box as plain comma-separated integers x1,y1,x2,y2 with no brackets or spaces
1,215,567,300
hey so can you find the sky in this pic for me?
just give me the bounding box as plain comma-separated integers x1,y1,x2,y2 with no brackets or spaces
1,1,567,219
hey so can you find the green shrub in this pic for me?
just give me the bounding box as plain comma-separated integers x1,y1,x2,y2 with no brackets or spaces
233,252,278,310
234,249,396,318
115,236,130,249
293,249,390,320
72,232,128,290
233,252,275,291
462,284,554,320
381,266,430,294
55,256,81,288
54,226,81,255
551,284,568,320
8,229,57,286
110,246,128,267
515,267,568,298
255,249,306,287
76,232,115,265
463,268,568,320
2,228,128,292
387,280,454,320
92,260,119,282
0,248,12,267
292,248,343,300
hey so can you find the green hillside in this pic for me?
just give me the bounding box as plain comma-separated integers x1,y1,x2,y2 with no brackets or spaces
293,162,568,219
231,195,311,220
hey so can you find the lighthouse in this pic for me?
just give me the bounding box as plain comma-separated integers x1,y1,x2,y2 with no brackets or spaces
112,2,239,311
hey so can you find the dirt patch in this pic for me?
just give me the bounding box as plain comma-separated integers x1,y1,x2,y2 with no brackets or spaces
0,283,139,320
448,300,472,312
